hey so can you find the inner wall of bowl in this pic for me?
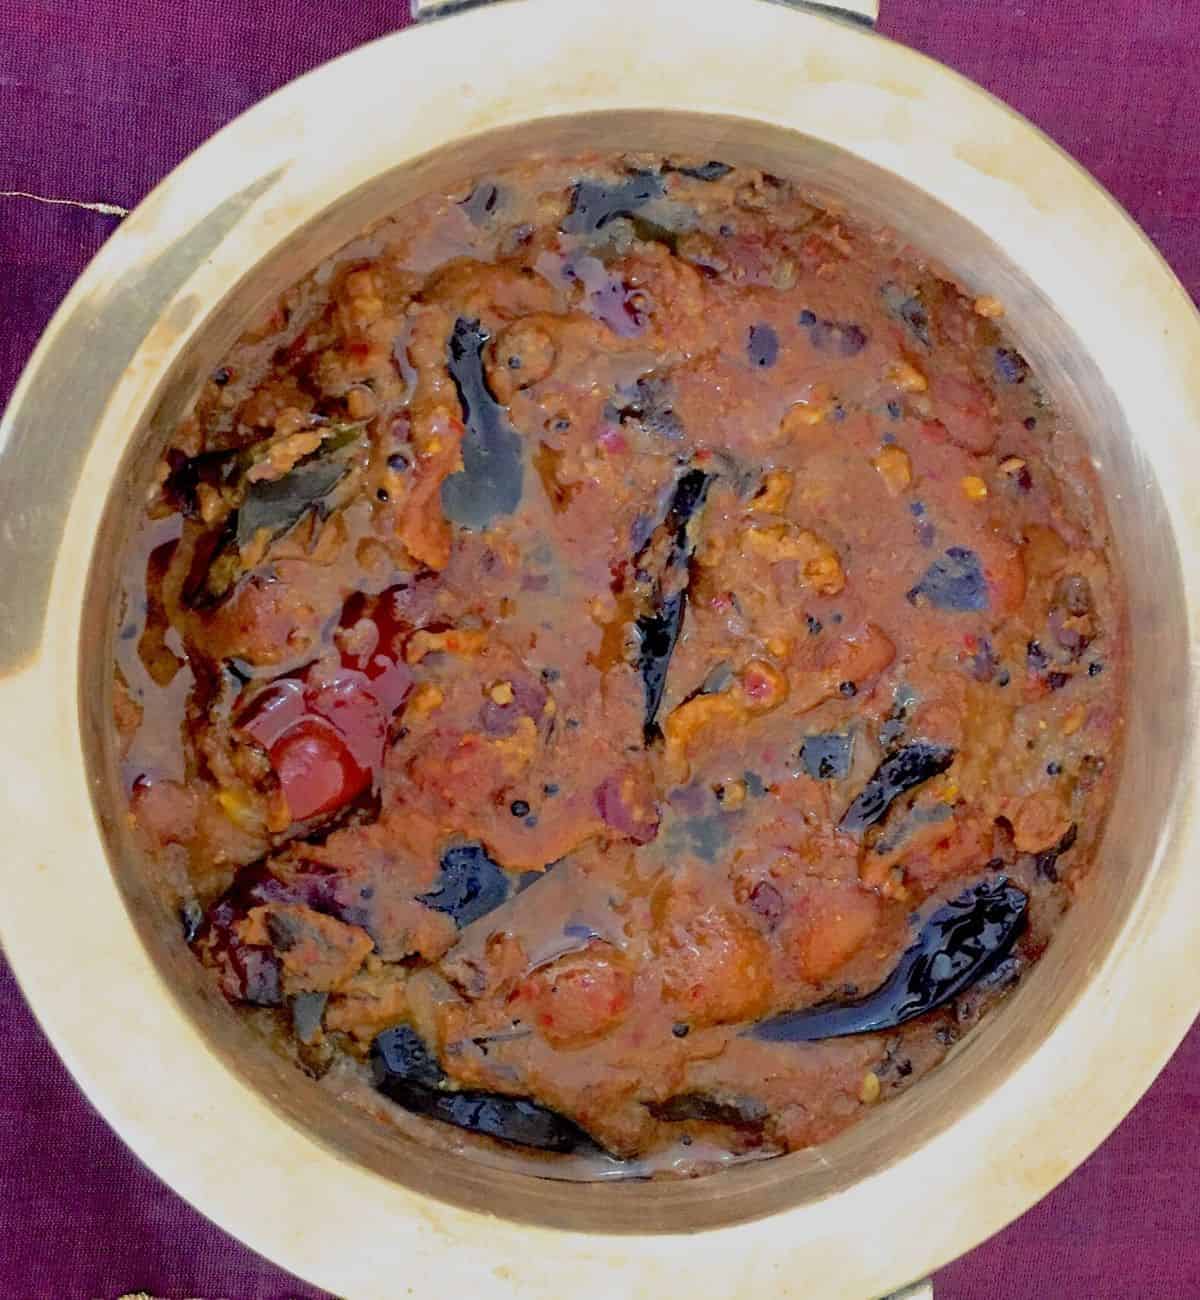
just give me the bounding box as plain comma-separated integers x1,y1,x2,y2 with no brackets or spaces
81,110,1188,1233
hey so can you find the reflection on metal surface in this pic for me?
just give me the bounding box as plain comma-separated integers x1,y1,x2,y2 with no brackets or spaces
782,0,879,25
411,0,499,19
883,1282,934,1300
0,167,286,674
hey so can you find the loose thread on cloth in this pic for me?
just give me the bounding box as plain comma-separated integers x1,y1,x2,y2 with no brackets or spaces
0,189,129,217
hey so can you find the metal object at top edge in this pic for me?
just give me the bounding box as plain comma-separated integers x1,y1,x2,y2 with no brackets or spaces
411,0,879,27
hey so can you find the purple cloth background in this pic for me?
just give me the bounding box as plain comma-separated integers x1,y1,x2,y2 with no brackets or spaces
1,1,1197,1295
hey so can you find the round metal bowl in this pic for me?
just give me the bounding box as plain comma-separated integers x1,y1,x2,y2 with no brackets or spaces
1,1,1197,1295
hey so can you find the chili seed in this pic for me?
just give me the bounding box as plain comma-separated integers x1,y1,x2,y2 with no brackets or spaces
510,800,530,817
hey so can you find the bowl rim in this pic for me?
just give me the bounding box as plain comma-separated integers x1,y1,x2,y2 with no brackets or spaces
2,1,1199,1296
